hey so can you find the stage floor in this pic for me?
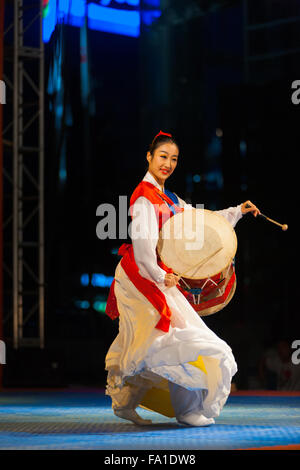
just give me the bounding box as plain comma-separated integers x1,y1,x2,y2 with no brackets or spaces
0,388,299,450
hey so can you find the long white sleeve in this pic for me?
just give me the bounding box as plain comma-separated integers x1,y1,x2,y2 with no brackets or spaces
215,205,243,228
130,196,166,284
175,194,243,228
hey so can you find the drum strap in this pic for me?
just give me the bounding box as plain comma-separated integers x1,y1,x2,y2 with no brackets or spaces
164,189,180,214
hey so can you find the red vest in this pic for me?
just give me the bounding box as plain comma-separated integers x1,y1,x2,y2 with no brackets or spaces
105,181,187,333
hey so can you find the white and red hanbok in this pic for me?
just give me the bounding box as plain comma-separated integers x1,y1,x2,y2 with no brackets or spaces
105,171,243,424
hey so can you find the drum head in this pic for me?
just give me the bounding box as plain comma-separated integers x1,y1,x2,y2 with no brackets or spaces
157,208,237,279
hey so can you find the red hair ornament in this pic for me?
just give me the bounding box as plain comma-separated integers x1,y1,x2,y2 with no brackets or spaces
153,130,172,142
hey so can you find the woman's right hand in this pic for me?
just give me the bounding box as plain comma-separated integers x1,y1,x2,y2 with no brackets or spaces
164,272,180,287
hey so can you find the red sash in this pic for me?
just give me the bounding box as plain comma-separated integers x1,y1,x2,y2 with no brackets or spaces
105,181,186,333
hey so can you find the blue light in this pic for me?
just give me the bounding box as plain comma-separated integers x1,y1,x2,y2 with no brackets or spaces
59,167,67,181
100,0,139,5
80,273,90,286
43,0,161,42
115,0,139,5
69,0,86,27
143,0,160,5
80,17,90,108
91,273,114,288
193,174,201,183
142,10,161,26
58,0,69,17
80,272,114,287
93,300,107,313
240,140,247,156
70,0,86,17
74,299,90,309
88,3,140,37
58,139,67,183
43,0,57,43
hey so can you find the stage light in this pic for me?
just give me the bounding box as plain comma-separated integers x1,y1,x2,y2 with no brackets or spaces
93,300,107,313
143,0,160,5
91,273,114,288
80,273,114,287
42,0,161,42
141,10,161,26
80,273,90,286
99,0,139,6
88,3,140,37
59,167,67,181
43,0,57,42
43,0,50,18
115,0,139,5
193,174,201,183
74,299,90,309
240,140,247,156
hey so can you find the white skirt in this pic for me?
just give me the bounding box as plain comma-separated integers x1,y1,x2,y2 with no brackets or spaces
105,261,238,419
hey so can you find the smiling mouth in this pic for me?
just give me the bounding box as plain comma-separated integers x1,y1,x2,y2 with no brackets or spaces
160,169,170,174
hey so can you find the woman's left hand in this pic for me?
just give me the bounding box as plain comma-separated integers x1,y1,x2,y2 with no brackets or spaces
164,272,180,287
241,200,261,217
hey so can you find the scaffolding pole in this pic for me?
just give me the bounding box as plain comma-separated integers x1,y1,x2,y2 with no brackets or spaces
0,0,5,388
3,0,44,349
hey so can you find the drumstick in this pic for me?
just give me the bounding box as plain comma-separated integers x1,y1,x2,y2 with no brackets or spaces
245,204,288,231
175,247,223,279
259,214,288,231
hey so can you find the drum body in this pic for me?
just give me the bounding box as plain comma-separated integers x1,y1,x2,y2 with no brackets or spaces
179,261,236,316
157,208,237,316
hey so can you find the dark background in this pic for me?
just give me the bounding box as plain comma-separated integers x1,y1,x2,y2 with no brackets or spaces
2,0,298,390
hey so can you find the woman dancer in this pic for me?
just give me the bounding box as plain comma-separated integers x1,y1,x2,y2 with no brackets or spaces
105,131,259,426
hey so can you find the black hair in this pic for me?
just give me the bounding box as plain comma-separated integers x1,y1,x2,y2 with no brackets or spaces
148,133,179,156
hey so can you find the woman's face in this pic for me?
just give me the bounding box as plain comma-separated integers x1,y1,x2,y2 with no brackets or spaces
147,142,179,185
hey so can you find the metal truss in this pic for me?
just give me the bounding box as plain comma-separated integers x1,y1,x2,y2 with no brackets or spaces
2,0,44,348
